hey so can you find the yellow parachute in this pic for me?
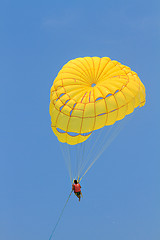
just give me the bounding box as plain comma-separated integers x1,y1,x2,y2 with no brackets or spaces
50,57,146,145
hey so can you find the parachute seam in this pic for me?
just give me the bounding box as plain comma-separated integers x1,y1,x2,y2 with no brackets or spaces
57,72,87,85
95,57,101,80
96,86,108,124
59,71,89,85
63,65,89,80
78,91,89,140
102,62,125,78
56,85,88,95
69,61,89,77
76,58,92,84
55,78,90,86
92,57,95,82
96,59,110,82
83,57,94,83
98,75,128,84
71,60,91,79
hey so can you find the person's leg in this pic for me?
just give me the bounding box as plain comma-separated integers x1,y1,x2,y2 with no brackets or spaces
75,192,79,198
76,192,81,201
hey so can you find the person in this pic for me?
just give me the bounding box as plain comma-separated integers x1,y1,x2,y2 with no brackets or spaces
72,179,82,201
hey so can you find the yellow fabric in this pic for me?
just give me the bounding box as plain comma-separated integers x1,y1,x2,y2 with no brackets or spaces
50,57,146,145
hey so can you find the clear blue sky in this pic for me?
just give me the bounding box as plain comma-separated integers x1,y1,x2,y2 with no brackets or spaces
0,0,159,239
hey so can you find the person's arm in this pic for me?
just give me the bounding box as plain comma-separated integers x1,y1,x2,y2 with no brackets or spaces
72,184,75,191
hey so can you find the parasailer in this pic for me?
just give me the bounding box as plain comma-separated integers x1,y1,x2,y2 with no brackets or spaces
48,57,146,239
72,179,82,201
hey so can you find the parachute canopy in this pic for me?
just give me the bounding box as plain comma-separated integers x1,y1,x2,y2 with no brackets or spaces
50,57,146,145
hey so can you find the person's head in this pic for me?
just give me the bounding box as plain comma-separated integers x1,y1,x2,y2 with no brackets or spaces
74,179,77,184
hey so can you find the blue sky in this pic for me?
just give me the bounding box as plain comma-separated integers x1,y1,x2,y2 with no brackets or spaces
0,0,159,239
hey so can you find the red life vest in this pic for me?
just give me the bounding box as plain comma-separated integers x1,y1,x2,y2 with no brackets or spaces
74,183,81,193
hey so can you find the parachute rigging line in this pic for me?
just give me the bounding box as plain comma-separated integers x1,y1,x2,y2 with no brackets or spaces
78,125,113,177
59,142,72,183
48,190,73,240
79,111,135,182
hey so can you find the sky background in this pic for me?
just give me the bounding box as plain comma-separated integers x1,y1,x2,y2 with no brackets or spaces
0,0,160,239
